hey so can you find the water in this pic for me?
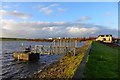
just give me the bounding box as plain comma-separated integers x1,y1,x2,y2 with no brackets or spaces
1,41,85,79
118,43,120,46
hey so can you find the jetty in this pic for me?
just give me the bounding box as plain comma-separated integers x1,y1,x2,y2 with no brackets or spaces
34,38,78,55
13,38,78,61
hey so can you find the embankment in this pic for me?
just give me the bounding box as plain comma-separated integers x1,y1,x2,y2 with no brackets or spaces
29,41,92,79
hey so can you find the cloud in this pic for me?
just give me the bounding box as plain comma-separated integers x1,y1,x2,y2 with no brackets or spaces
49,4,59,7
38,4,58,15
40,7,53,15
2,4,20,9
1,19,118,38
58,8,66,12
0,10,32,19
2,5,10,9
67,27,99,34
77,16,92,22
37,3,65,15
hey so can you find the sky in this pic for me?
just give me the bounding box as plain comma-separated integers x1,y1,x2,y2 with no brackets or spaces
1,2,118,38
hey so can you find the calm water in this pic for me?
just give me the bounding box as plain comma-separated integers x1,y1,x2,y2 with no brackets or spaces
1,41,85,79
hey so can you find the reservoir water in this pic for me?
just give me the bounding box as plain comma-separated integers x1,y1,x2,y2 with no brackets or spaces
0,41,85,79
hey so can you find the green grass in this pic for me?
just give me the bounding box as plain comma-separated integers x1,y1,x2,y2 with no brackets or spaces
84,41,119,79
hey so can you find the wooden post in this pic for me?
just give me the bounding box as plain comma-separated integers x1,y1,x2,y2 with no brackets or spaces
75,40,77,47
70,40,71,47
18,55,20,60
73,48,76,56
53,40,55,47
71,40,73,47
67,40,68,47
57,40,58,46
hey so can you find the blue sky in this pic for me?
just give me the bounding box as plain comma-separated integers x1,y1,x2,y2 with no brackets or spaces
1,2,118,38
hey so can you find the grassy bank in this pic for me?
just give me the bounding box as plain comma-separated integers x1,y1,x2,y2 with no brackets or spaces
30,41,92,79
83,41,119,79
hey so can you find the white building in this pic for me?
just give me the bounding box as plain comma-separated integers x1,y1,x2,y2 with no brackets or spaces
57,37,61,39
96,34,112,43
48,38,53,40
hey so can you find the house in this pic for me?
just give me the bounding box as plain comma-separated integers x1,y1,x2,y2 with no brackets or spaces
48,38,53,40
96,34,112,43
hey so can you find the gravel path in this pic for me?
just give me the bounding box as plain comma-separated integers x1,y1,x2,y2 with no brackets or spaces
72,43,92,79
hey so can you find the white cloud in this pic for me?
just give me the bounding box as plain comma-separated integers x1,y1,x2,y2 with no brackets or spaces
1,19,117,38
68,27,87,33
58,8,66,12
2,5,10,9
1,19,16,30
78,16,92,21
38,4,59,15
38,3,65,15
39,7,53,15
0,10,32,19
67,26,99,35
2,4,20,9
49,4,59,7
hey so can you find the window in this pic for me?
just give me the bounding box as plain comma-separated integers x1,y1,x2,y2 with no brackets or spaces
101,35,104,37
103,38,106,41
106,35,109,37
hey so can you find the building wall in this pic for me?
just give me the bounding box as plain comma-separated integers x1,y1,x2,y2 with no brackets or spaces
96,35,112,43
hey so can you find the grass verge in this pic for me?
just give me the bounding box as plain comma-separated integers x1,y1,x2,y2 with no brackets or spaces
83,41,119,79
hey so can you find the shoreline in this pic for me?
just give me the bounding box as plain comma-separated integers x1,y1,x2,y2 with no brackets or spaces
27,41,92,79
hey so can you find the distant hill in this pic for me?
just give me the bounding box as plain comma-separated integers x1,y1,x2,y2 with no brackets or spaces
0,37,97,42
0,37,53,42
0,37,27,41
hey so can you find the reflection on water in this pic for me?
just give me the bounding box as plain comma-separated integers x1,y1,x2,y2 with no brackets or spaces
1,41,85,79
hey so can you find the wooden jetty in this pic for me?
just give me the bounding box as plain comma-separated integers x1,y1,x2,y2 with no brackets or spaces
13,52,39,61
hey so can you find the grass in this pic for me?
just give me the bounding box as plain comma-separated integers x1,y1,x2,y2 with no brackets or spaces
83,41,119,79
31,41,92,79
